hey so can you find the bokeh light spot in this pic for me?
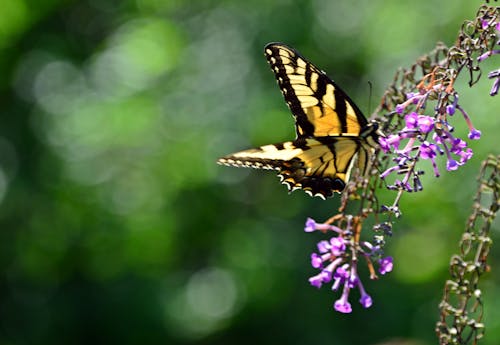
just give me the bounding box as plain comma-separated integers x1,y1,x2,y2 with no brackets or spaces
164,267,240,340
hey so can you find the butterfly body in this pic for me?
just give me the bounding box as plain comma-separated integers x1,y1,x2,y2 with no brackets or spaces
218,43,380,199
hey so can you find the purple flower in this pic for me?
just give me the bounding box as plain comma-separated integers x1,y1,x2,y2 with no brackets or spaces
457,105,481,139
360,293,373,308
405,92,417,100
488,69,500,96
334,283,353,314
304,218,344,233
417,115,434,133
481,19,500,30
379,137,391,153
468,129,481,140
309,275,322,288
490,77,500,96
332,265,349,291
334,265,349,280
378,256,393,275
478,50,500,62
459,148,473,164
404,112,418,128
397,179,413,192
446,159,459,171
330,237,346,256
481,19,489,29
309,274,325,288
446,104,456,115
379,134,401,153
361,241,374,252
434,130,472,171
309,257,343,289
406,92,424,104
334,297,352,314
395,104,405,114
450,138,467,154
317,240,330,253
304,217,316,232
432,132,444,144
311,253,324,268
347,264,360,288
347,274,359,289
432,133,475,169
380,165,400,179
357,279,373,309
419,142,437,160
478,51,492,62
332,266,374,312
309,270,333,288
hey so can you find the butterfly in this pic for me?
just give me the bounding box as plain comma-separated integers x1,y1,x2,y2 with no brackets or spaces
217,43,381,199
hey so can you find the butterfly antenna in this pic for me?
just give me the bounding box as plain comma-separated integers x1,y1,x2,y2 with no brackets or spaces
367,80,373,115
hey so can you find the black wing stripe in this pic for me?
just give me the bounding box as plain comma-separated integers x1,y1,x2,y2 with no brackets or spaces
334,89,348,133
313,70,327,116
265,44,315,137
305,63,312,88
324,140,339,173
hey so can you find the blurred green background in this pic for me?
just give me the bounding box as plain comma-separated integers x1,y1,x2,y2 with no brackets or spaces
0,0,499,344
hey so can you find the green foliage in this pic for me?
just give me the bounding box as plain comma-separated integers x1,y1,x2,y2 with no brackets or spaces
0,1,498,344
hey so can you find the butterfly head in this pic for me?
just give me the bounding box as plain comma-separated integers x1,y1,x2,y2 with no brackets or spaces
372,120,386,138
361,120,385,148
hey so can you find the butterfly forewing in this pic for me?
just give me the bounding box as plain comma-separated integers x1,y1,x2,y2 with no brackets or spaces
264,43,368,138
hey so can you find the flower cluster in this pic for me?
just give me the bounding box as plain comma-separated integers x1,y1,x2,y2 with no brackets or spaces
305,218,393,313
379,92,481,191
301,5,498,315
479,16,500,96
378,10,500,193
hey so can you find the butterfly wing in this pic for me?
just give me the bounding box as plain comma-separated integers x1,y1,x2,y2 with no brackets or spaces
217,137,369,199
264,43,367,138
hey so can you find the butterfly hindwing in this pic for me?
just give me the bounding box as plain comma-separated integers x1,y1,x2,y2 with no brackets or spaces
264,43,368,138
218,137,369,199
